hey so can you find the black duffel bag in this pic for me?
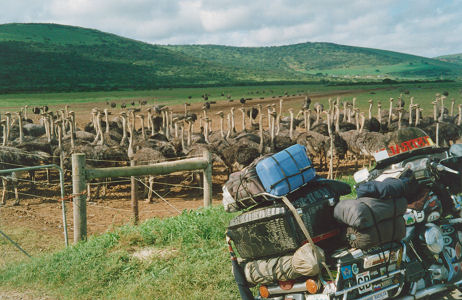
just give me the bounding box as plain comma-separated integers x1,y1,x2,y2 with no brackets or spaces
334,196,407,249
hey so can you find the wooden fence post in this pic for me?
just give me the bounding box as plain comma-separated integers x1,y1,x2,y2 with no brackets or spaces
131,160,139,225
203,150,212,207
72,153,87,243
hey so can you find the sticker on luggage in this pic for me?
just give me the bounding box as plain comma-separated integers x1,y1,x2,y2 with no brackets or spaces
356,271,373,294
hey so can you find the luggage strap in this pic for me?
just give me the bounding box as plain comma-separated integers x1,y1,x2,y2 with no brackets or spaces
281,196,335,284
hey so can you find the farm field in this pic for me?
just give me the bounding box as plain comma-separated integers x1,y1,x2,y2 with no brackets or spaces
0,81,460,112
0,81,461,299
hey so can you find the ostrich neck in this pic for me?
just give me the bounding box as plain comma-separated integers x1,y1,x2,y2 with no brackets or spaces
147,111,152,131
60,111,66,135
359,116,365,133
241,110,245,131
307,111,311,131
2,123,6,146
187,121,192,146
105,111,109,133
44,116,51,142
368,105,372,120
120,116,127,146
231,109,236,132
204,120,209,143
388,102,393,122
409,106,413,125
140,117,146,140
18,114,24,143
127,126,134,160
97,113,104,145
258,109,263,153
5,116,11,143
70,116,75,149
270,115,275,148
335,108,340,132
226,115,231,139
416,109,420,126
220,117,224,138
180,126,185,153
289,112,294,139
57,124,63,149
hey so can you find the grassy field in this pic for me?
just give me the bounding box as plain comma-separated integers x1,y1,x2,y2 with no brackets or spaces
0,82,366,108
0,82,460,117
0,207,242,299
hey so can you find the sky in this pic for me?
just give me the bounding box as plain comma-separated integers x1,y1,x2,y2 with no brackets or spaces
1,0,461,58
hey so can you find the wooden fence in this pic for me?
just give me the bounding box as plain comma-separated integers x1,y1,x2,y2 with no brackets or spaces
71,151,212,243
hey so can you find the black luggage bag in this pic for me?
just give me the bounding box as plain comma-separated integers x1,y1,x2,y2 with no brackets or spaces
227,179,350,260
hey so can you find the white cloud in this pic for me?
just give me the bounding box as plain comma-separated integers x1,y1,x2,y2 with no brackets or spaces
0,0,461,57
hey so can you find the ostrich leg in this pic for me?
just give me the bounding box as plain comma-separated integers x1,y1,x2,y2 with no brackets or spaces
12,172,19,206
1,177,8,205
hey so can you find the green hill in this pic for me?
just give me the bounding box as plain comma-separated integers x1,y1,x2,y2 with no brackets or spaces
0,23,242,92
436,53,462,65
0,23,461,93
164,43,462,81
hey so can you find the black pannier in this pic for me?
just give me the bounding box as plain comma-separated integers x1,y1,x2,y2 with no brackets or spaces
334,196,407,249
227,180,349,260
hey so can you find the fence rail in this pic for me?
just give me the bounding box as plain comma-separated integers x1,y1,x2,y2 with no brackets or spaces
72,150,212,243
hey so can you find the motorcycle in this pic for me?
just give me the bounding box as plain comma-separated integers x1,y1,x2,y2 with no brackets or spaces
229,127,462,300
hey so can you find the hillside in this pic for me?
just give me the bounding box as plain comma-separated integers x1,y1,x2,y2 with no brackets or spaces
165,43,462,80
0,23,243,92
0,23,461,93
436,53,462,65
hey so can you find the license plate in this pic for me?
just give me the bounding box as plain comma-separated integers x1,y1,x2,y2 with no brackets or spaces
362,290,388,300
356,271,373,294
304,295,329,300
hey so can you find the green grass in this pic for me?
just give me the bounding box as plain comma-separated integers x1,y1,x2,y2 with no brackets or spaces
0,207,242,299
1,81,460,120
0,82,382,108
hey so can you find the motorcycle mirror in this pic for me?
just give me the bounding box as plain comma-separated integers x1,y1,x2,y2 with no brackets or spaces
353,168,369,183
449,144,462,157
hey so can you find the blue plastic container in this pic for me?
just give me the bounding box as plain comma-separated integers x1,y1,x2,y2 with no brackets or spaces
256,144,316,196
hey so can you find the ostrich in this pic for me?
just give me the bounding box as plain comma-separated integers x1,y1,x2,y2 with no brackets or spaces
0,146,50,206
246,107,259,129
388,98,394,126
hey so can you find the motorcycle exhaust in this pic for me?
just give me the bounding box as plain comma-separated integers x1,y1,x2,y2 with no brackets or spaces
396,283,451,300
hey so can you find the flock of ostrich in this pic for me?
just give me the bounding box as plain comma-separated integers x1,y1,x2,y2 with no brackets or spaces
0,92,461,206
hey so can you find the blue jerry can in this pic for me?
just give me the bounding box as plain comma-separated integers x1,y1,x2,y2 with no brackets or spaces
256,144,316,196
